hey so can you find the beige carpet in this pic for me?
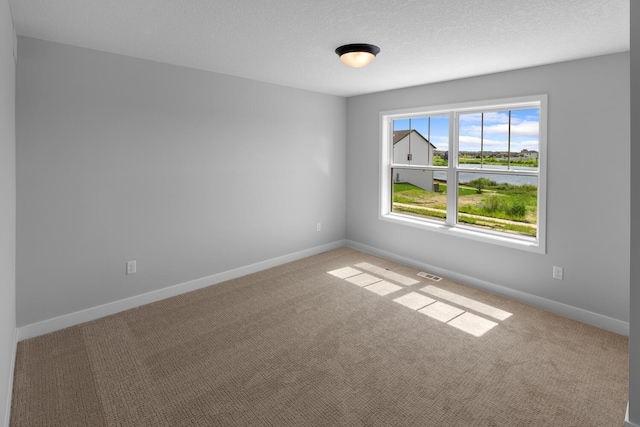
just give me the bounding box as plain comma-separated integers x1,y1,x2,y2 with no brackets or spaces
10,247,628,426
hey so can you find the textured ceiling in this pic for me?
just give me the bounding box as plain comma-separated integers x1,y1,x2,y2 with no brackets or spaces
8,0,630,97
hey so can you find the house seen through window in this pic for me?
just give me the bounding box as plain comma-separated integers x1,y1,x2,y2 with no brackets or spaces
381,95,546,252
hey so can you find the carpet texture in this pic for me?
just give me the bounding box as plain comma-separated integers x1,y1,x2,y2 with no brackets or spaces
10,247,628,426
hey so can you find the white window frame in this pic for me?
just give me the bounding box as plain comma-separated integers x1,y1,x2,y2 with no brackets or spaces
379,95,547,254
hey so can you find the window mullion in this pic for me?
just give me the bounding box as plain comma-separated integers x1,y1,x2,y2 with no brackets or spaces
507,110,511,169
447,111,458,227
382,116,393,216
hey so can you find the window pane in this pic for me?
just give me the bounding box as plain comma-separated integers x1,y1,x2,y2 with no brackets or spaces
393,117,445,166
458,112,482,167
459,111,510,170
430,115,449,167
392,168,447,222
459,109,540,171
457,172,538,238
509,108,540,170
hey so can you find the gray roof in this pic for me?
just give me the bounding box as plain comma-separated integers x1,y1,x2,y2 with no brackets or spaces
393,129,437,149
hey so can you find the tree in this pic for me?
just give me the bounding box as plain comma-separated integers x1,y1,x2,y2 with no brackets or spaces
468,177,495,194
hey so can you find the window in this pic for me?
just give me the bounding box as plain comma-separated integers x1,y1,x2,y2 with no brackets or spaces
380,95,547,253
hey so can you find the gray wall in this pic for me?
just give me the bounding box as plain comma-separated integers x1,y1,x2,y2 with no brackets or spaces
0,0,15,424
629,2,639,424
346,53,630,325
16,37,346,327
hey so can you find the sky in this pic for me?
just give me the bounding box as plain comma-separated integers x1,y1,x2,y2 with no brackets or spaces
393,108,540,153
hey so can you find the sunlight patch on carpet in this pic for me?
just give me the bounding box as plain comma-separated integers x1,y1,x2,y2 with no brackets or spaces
448,312,498,337
345,273,382,287
328,264,510,338
363,281,402,296
393,292,436,310
354,262,419,286
418,301,465,323
420,285,512,320
328,267,362,279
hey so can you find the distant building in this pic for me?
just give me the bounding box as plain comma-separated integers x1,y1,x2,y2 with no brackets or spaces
393,129,437,191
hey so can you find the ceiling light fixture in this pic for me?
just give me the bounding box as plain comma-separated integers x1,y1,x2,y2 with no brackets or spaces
335,43,380,68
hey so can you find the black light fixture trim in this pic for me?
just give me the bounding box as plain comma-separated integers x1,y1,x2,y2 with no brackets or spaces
335,43,381,57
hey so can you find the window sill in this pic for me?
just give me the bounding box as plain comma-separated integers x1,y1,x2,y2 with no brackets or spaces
380,212,544,254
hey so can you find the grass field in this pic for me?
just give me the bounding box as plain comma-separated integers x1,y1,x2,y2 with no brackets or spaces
392,181,537,237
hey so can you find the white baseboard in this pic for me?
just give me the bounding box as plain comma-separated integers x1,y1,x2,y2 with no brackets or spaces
346,240,629,336
16,238,629,340
17,240,347,341
627,403,640,427
3,329,17,427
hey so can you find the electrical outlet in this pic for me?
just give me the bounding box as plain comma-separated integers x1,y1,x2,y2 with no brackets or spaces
552,266,563,280
126,260,137,275
317,223,321,232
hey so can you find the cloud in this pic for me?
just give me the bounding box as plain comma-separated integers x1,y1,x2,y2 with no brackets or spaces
510,140,540,150
460,120,539,138
458,135,506,147
458,136,539,152
459,111,514,125
431,135,450,150
459,108,539,127
483,111,511,124
506,121,539,136
459,113,483,124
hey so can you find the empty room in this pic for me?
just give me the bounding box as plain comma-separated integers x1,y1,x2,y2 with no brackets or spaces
1,1,639,426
